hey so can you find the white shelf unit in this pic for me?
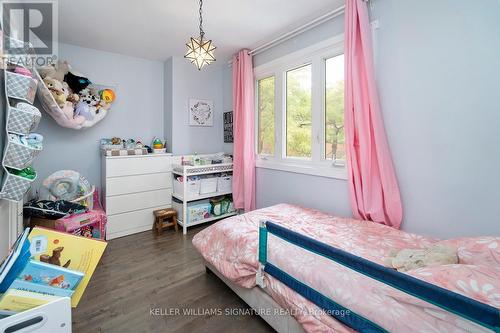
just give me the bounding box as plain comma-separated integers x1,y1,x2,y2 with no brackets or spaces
172,163,234,234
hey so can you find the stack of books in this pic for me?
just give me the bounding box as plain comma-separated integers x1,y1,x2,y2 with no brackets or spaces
0,227,106,314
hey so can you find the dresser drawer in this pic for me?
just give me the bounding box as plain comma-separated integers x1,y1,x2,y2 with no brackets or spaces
107,205,169,239
106,172,171,196
105,155,172,177
106,189,172,215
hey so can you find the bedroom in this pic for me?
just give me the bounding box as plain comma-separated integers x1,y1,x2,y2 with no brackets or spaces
0,0,498,332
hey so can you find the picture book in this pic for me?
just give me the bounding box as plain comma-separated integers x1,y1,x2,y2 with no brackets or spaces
0,309,16,319
28,227,107,307
17,259,83,291
0,289,60,312
0,228,31,293
9,279,74,298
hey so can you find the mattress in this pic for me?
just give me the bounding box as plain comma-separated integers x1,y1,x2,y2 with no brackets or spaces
192,204,500,332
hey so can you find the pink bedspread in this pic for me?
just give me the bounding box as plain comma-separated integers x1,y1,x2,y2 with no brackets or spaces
192,204,500,332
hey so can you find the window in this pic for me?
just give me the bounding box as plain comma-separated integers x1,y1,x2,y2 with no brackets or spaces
325,55,345,162
286,64,312,158
257,76,275,155
254,37,346,179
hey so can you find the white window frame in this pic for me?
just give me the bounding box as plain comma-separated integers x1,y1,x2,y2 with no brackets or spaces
254,34,347,180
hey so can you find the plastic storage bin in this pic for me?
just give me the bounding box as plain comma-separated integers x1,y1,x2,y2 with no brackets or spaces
172,198,211,224
173,177,201,198
200,177,218,194
5,70,38,104
3,137,42,170
7,102,41,135
217,175,232,192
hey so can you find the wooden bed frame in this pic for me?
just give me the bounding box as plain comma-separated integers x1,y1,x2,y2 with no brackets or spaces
204,261,305,333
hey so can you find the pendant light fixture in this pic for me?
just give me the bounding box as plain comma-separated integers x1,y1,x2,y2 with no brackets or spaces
184,0,216,70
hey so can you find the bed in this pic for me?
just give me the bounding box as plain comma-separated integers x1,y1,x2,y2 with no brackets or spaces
193,204,500,332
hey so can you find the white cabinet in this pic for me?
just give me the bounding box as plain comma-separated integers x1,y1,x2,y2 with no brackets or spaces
0,200,23,259
102,154,173,240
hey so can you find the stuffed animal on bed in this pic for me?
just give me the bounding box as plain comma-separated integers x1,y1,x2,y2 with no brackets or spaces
384,244,458,272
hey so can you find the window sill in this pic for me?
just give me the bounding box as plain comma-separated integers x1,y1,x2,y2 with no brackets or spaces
255,159,348,180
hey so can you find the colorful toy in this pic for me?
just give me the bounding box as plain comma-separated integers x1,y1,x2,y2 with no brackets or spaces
99,89,115,103
152,138,164,149
7,166,37,180
111,137,121,145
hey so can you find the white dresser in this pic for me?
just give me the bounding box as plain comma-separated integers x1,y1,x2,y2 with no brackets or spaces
101,154,173,240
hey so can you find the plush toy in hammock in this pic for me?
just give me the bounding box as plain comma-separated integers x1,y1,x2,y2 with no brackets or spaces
36,60,115,129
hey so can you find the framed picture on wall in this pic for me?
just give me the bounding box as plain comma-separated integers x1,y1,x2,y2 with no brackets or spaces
189,98,214,126
223,111,233,143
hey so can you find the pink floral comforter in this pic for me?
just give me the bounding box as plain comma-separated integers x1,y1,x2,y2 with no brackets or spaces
192,204,500,332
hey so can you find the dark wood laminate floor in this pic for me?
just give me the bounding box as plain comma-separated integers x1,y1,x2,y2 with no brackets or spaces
72,226,274,333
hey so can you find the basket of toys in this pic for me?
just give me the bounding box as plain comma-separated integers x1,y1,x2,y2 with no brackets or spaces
39,170,95,210
35,61,116,129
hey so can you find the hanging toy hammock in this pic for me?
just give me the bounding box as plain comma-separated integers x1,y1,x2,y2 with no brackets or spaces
34,62,116,129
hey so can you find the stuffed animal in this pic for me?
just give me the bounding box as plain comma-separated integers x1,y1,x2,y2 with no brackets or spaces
63,82,79,104
74,88,100,120
38,60,70,81
74,101,93,120
384,244,458,272
99,89,115,103
64,71,91,93
43,77,68,107
79,87,100,107
111,137,121,145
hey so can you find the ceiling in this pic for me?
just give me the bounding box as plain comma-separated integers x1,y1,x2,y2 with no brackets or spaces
58,0,344,63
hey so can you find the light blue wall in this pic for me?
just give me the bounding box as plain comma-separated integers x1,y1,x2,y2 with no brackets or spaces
167,57,225,155
164,57,173,151
250,0,500,238
221,65,234,154
33,43,165,190
370,0,500,237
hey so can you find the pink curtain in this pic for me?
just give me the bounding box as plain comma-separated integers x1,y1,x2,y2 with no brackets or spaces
345,0,403,228
232,50,256,211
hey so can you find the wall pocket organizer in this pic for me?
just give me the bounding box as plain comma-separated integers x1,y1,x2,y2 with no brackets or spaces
0,169,36,202
7,102,41,135
1,37,42,202
5,71,38,104
3,136,42,170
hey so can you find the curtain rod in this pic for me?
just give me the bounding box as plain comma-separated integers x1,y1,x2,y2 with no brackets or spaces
228,4,346,65
250,5,345,56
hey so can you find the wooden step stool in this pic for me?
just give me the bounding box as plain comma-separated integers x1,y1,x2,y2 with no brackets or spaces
153,208,178,235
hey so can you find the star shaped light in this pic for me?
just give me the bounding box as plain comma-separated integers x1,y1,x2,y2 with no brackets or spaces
184,36,216,70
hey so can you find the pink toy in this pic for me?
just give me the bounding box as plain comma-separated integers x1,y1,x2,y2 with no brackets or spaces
54,190,107,240
14,67,32,77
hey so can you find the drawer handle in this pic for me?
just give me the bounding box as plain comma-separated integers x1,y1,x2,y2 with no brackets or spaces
5,315,44,332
